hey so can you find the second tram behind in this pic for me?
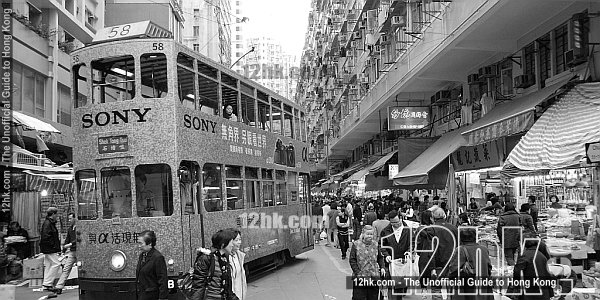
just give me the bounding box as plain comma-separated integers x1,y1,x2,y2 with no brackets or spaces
71,22,314,300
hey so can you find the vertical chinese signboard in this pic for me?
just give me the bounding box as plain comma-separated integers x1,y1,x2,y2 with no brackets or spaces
451,139,504,172
389,164,399,180
388,107,430,130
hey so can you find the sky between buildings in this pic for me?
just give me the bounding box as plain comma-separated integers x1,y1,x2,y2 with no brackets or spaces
242,0,312,59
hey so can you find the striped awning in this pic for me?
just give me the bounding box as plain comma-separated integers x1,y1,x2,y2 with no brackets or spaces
13,111,61,133
331,163,368,181
503,83,600,174
342,164,373,184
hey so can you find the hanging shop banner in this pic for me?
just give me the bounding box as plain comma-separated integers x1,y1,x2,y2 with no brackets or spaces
586,141,600,163
451,139,503,172
388,107,430,130
466,112,533,145
388,164,399,180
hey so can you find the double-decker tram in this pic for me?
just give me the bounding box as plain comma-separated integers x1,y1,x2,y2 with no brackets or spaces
71,21,314,299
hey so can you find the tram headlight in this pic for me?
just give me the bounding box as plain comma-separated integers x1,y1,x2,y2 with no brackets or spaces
110,250,127,272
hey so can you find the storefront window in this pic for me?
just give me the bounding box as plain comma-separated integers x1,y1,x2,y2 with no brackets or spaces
76,169,97,220
203,163,222,212
101,166,132,219
134,164,173,217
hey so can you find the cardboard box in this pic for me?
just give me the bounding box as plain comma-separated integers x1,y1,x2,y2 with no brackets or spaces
22,256,44,279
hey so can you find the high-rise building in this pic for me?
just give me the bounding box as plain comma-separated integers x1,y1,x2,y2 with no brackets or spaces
245,37,298,100
230,0,248,73
7,0,105,163
182,0,232,65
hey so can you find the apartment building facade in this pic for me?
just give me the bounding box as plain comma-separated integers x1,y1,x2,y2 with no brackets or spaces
297,0,600,179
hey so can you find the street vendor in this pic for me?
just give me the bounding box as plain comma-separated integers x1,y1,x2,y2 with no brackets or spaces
5,221,29,259
549,195,562,209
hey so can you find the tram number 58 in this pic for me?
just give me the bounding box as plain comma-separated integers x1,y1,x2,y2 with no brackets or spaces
152,43,164,51
108,25,132,38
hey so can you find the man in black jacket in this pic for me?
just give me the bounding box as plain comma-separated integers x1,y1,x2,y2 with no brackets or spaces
352,200,363,241
54,213,77,294
136,231,168,300
497,203,522,266
380,210,412,300
41,207,61,291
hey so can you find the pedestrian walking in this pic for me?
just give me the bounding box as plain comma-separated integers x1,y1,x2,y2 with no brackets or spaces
519,204,536,234
349,225,384,300
227,228,247,300
509,233,555,300
379,210,412,300
135,230,168,300
328,203,340,247
497,203,522,266
336,208,350,259
429,207,458,300
41,207,61,292
54,213,77,295
442,228,493,300
528,196,539,231
312,200,323,244
416,210,434,292
322,201,331,246
372,212,390,245
363,203,377,226
193,229,239,300
352,201,363,241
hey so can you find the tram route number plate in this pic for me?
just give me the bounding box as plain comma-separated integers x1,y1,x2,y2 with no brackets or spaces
98,135,129,154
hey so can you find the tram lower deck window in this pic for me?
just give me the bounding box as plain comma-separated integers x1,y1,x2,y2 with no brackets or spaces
135,164,173,217
203,163,222,212
76,169,98,220
92,56,135,103
101,166,132,219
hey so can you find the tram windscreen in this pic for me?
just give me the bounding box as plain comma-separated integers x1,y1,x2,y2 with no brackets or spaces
92,56,135,103
203,163,222,212
135,164,173,217
101,166,132,219
76,169,97,220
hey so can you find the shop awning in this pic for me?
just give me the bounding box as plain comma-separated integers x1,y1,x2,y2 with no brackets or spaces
331,163,369,181
369,150,397,174
12,111,61,133
503,82,600,174
462,77,573,145
393,128,468,185
343,165,373,183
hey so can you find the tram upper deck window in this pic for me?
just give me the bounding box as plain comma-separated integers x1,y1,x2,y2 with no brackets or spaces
294,109,301,141
141,53,168,98
225,165,243,210
180,161,201,215
222,85,239,121
271,99,282,134
221,72,238,88
284,111,294,139
92,56,135,103
73,64,89,108
241,93,256,127
197,74,218,115
101,166,132,219
76,169,97,220
258,100,270,131
135,164,173,217
300,112,307,142
203,163,222,212
177,56,196,109
198,61,218,79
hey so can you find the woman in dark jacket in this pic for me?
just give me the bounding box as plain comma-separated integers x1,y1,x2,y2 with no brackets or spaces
519,204,536,234
443,228,493,300
193,230,239,300
509,234,555,300
349,225,384,300
136,231,168,300
497,203,521,266
416,210,435,289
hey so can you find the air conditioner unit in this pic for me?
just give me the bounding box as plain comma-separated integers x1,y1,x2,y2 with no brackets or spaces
467,73,480,85
564,49,587,68
391,16,402,26
353,31,362,39
351,41,357,47
360,76,369,84
478,65,497,78
359,19,366,29
374,45,381,53
514,74,534,89
381,35,389,44
350,84,358,89
434,90,451,103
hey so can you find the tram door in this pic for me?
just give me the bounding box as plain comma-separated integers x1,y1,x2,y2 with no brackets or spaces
179,161,205,267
